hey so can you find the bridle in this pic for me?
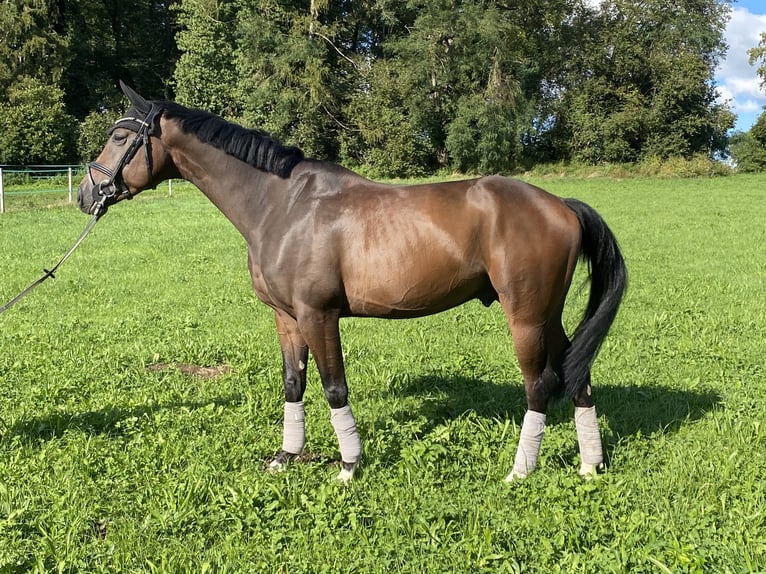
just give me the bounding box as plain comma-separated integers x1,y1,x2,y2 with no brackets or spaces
85,103,162,217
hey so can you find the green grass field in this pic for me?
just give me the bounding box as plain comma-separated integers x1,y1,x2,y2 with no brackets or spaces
0,174,764,573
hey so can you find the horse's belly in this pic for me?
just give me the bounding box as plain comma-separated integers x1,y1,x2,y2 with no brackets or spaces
344,270,492,319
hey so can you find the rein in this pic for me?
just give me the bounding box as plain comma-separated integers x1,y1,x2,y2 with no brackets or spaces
0,211,102,316
0,104,161,316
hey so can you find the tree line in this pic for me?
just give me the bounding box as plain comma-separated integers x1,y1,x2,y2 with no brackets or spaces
2,0,762,176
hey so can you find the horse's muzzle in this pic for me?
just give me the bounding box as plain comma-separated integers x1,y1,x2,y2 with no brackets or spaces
77,181,97,215
77,181,119,217
77,181,104,215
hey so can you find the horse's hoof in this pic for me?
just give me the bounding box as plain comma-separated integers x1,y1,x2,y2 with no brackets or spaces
579,462,605,479
267,450,297,473
336,461,357,483
504,469,528,482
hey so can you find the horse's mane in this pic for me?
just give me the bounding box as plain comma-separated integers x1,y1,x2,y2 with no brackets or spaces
161,101,304,178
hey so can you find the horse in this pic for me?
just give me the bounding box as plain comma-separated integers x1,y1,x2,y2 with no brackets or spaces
78,81,627,482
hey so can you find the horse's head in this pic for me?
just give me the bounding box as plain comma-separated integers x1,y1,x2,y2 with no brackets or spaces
77,81,176,217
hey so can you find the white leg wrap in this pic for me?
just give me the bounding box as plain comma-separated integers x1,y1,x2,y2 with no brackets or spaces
281,401,305,455
575,405,603,477
506,410,546,481
330,404,361,463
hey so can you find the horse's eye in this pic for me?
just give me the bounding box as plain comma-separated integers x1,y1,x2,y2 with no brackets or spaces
112,132,128,144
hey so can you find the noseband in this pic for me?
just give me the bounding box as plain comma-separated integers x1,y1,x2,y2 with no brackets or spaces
86,103,162,217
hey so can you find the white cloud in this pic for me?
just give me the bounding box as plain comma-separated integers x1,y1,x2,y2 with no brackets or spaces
737,98,763,114
716,7,766,130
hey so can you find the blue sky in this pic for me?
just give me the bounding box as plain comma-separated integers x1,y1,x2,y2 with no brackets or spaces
716,0,766,131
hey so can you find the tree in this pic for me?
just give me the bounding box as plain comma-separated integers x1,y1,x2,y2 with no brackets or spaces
552,0,734,163
0,0,69,97
0,0,177,118
173,0,240,116
341,60,435,177
0,0,739,172
77,108,122,163
344,0,571,174
728,131,766,172
0,78,77,164
748,30,766,89
0,0,179,164
57,0,119,118
743,30,766,171
380,0,526,172
234,0,367,159
61,0,178,118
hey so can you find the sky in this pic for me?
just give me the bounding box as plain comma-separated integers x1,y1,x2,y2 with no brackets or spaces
715,0,766,131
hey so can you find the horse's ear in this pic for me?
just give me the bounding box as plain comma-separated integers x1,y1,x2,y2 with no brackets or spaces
119,80,151,115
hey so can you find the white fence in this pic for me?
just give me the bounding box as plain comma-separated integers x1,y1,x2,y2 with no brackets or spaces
0,166,177,214
0,165,82,214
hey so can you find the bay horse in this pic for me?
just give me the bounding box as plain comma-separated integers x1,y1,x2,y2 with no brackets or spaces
78,82,627,482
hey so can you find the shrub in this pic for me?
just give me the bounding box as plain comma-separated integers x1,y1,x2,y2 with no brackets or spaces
728,131,766,173
0,78,78,164
445,95,519,175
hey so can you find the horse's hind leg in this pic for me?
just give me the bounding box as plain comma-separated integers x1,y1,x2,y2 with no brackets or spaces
547,321,604,477
505,313,605,479
499,291,578,480
504,314,564,481
572,371,604,477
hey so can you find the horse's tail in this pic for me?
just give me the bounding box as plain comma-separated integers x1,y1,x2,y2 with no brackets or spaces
561,198,628,399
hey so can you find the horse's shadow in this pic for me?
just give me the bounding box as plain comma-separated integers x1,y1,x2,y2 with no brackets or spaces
4,395,242,445
5,375,721,469
371,374,721,464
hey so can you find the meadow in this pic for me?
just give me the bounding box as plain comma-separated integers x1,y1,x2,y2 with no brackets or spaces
0,174,764,573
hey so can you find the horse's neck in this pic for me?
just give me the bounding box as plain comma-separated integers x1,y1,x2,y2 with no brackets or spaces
168,139,279,237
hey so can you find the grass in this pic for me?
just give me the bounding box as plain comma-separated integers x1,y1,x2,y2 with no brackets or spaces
0,174,765,572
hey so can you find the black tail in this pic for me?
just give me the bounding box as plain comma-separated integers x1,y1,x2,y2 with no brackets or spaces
561,198,628,399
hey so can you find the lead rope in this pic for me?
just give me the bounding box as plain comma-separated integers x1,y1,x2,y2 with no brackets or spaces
0,209,104,316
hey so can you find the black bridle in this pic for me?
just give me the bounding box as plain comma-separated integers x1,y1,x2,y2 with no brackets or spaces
85,103,162,217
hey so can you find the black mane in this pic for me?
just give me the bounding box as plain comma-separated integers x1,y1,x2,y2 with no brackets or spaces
161,102,304,178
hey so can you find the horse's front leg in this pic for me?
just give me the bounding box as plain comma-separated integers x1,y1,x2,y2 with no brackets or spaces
298,307,361,483
269,310,309,472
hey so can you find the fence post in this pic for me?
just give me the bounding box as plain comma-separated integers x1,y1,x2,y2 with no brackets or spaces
0,167,4,214
168,179,173,197
68,167,73,204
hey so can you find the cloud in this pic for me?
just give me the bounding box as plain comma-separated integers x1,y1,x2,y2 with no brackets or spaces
716,7,766,129
737,99,764,114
